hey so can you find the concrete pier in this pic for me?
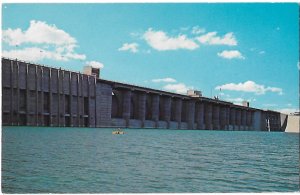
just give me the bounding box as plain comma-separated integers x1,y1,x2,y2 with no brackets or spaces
229,108,236,130
195,102,205,129
219,106,226,130
168,98,182,129
235,109,241,130
1,58,285,131
213,105,220,130
204,103,213,130
151,94,160,127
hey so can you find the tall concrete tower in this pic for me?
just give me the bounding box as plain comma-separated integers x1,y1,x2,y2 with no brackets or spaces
242,101,249,107
83,66,100,78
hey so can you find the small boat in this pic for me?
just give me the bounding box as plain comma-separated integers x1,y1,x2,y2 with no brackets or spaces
112,128,125,135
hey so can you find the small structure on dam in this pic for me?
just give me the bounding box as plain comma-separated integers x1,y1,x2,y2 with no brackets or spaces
2,57,285,131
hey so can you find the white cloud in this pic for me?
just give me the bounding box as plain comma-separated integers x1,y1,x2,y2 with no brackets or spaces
2,47,85,62
227,97,244,102
143,28,199,51
217,50,245,60
118,43,139,53
3,20,76,48
196,31,237,46
63,52,86,60
152,78,177,83
163,83,192,94
180,27,190,31
144,50,151,54
216,80,283,95
276,108,299,115
2,20,86,62
263,103,278,107
130,32,141,37
259,51,265,55
85,61,104,69
191,26,205,34
219,92,231,98
225,97,255,105
265,86,283,95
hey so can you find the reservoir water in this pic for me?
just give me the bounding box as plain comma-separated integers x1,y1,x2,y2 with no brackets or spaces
2,127,299,193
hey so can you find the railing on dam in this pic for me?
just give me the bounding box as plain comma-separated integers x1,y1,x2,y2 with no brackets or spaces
1,57,284,131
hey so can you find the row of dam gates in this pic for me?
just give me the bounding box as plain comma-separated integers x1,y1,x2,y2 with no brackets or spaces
2,58,287,131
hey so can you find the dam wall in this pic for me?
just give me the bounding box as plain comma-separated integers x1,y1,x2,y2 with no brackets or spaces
2,58,284,131
285,115,300,133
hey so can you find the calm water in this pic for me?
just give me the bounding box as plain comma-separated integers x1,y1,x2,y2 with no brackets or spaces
2,127,299,193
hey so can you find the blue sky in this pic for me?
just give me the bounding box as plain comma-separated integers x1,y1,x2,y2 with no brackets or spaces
2,3,299,114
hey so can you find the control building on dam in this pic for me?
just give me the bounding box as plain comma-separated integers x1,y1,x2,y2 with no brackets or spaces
2,57,286,131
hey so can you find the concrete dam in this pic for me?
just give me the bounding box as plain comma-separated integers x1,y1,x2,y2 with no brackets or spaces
2,57,285,131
